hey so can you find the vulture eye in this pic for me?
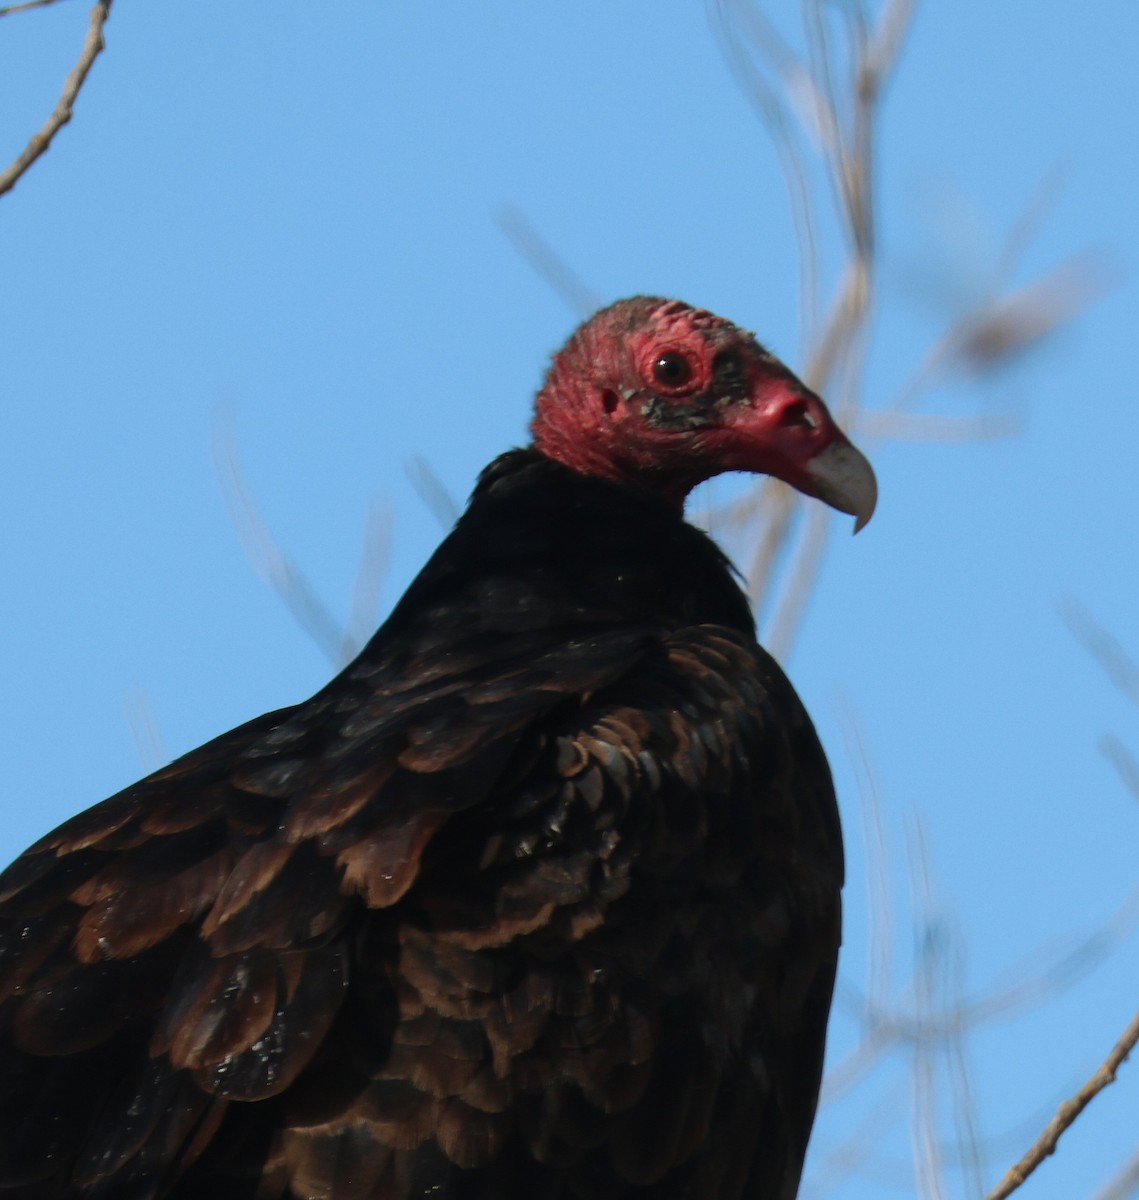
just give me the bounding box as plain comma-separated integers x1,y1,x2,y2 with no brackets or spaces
652,351,694,389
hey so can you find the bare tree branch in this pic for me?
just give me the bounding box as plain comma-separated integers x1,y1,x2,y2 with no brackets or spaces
406,455,461,529
767,497,830,660
1062,602,1139,802
496,206,602,317
123,685,168,774
985,1008,1139,1200
855,409,1021,443
702,0,917,655
0,0,74,17
1062,599,1139,709
888,250,1107,420
1101,734,1139,804
690,11,1128,1184
1089,1148,1139,1200
825,882,1139,1106
865,0,916,84
702,1,1102,664
740,478,797,616
344,501,392,659
842,707,896,1024
802,1078,909,1198
0,0,112,199
707,0,822,341
212,411,389,666
908,816,951,1200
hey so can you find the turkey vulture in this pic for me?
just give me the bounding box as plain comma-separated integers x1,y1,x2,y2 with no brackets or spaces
0,297,875,1199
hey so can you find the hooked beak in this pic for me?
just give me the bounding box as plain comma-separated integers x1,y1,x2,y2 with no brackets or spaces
805,439,878,533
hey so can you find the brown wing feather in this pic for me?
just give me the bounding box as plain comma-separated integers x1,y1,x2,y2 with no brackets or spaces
269,625,839,1199
0,623,838,1199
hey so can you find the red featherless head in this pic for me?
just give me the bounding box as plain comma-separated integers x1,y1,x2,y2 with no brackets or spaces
531,296,876,529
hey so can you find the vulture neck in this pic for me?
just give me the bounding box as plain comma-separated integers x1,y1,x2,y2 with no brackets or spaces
529,345,701,511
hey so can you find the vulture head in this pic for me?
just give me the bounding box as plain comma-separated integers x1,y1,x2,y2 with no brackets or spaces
531,296,877,529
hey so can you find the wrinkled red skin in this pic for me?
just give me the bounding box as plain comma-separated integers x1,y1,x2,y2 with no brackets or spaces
531,296,851,509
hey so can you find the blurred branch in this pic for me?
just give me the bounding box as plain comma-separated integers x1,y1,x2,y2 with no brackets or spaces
693,9,1124,1189
709,0,911,653
826,882,1139,1102
1100,735,1139,804
124,686,168,773
496,206,603,317
344,501,392,659
212,410,389,666
1089,1149,1139,1200
890,255,1109,412
406,455,461,529
0,0,74,16
0,0,112,199
1062,599,1139,709
812,1087,1089,1193
842,707,895,1022
854,409,1021,443
991,162,1075,301
1062,599,1139,801
985,1008,1139,1200
767,497,830,658
907,816,953,1200
708,0,822,340
802,1079,909,1198
704,0,1101,661
822,786,1138,1197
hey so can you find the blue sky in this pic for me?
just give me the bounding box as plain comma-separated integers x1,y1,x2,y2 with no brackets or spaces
2,3,1137,1197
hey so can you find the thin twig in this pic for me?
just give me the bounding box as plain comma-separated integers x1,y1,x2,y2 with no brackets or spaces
1088,1148,1139,1200
767,497,830,659
985,1009,1139,1200
945,944,986,1200
124,686,168,773
1062,601,1139,801
743,479,797,615
708,0,1100,664
908,816,950,1200
1062,599,1139,708
1101,735,1139,804
994,162,1074,293
212,412,367,666
699,6,1122,1195
811,1095,1077,1191
865,0,916,86
721,0,915,652
496,207,602,317
842,706,895,1024
825,883,1139,1102
0,0,112,199
855,409,1021,443
802,1078,909,1198
0,0,73,16
406,455,461,529
344,501,392,662
710,0,898,643
708,0,821,342
888,252,1107,414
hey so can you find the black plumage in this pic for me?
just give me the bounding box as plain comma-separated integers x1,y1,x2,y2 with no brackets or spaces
0,298,875,1199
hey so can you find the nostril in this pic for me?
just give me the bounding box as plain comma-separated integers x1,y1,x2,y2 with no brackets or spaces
780,400,818,430
601,389,620,415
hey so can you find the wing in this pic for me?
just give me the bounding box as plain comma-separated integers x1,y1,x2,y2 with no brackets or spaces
0,623,840,1199
279,624,840,1200
0,628,648,1197
390,623,840,1200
